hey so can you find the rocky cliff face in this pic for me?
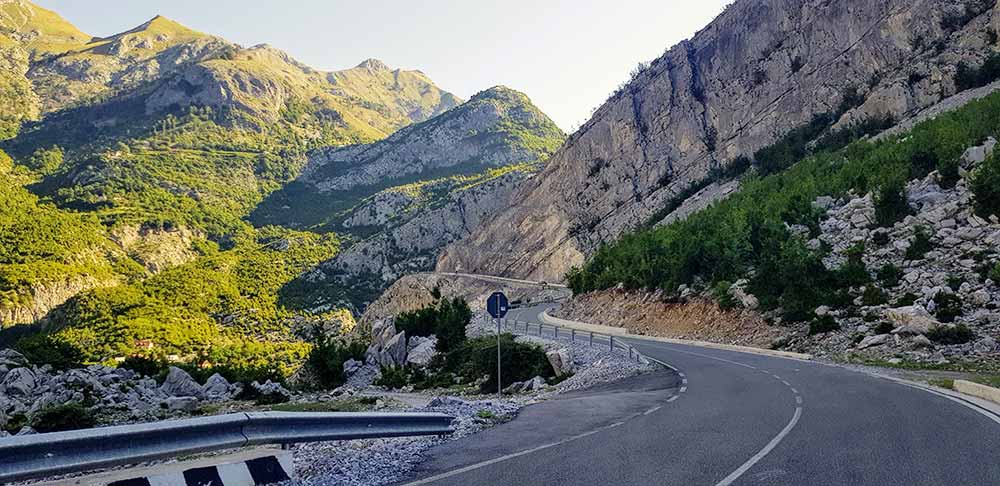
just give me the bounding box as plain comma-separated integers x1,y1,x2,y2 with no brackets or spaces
271,87,565,308
439,0,1000,282
297,86,562,203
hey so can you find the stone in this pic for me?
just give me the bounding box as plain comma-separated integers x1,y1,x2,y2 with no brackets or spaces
201,373,234,400
815,306,831,317
406,337,437,367
858,334,892,349
16,426,37,436
969,290,991,306
368,331,408,368
909,335,933,348
974,337,997,354
524,376,547,391
0,349,27,367
728,281,759,310
961,137,996,167
251,380,292,401
159,367,204,398
545,348,575,377
1,368,36,396
343,358,362,376
884,306,940,334
164,396,200,412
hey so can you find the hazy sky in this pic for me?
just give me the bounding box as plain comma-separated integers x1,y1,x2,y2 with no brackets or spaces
36,1,732,130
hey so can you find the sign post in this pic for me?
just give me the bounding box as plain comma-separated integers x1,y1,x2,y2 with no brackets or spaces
486,292,509,398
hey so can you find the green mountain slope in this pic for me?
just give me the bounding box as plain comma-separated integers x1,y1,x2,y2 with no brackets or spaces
0,2,456,368
252,86,564,231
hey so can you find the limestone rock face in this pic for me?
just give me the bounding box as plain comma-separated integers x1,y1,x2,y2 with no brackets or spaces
439,0,1000,282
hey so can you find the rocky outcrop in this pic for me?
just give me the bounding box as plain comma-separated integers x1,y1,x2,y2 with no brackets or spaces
265,88,563,308
0,350,239,430
301,87,560,194
440,0,1000,282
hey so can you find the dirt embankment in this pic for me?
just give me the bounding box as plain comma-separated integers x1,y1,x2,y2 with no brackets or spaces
550,289,784,348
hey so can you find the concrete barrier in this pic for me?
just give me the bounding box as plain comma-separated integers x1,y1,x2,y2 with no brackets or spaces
954,380,1000,405
541,310,813,361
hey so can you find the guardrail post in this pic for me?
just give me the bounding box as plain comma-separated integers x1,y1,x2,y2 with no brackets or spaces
610,335,615,351
539,322,543,336
589,331,594,347
554,326,559,340
628,347,633,360
571,329,575,342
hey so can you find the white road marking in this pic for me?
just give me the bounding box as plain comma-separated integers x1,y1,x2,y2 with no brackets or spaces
795,396,803,405
667,395,679,403
714,406,803,486
679,386,687,393
402,420,623,485
781,380,791,387
682,378,689,385
644,406,663,415
790,388,798,394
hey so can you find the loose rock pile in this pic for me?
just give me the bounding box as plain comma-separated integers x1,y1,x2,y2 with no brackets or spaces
0,350,243,433
783,138,1000,364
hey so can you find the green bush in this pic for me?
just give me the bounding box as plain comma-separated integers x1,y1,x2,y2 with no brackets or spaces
31,403,97,433
874,321,895,334
877,264,903,287
933,293,963,323
710,280,737,310
375,366,410,390
971,153,1000,218
871,231,891,247
905,227,934,260
119,356,168,378
927,324,975,345
895,292,920,307
874,178,912,227
861,286,889,306
937,158,960,189
440,334,554,393
990,262,1000,283
955,53,1000,92
946,274,965,292
305,336,366,390
809,315,841,335
14,334,84,371
395,297,471,353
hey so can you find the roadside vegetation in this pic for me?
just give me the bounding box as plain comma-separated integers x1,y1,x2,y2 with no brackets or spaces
568,91,1000,325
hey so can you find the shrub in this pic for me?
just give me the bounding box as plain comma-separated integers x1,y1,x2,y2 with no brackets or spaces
990,262,1000,282
861,286,889,306
937,158,960,189
809,315,841,335
31,403,97,433
927,324,975,345
955,53,1000,92
711,280,737,310
305,336,366,390
895,292,920,307
905,226,933,260
119,356,168,378
971,153,1000,218
395,297,471,353
874,178,912,227
871,231,891,247
15,334,84,371
874,321,895,334
933,293,963,323
946,274,965,292
440,334,554,393
835,243,871,287
375,366,410,390
877,264,903,287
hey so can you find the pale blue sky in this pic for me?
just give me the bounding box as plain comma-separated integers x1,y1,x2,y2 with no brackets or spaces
36,0,732,130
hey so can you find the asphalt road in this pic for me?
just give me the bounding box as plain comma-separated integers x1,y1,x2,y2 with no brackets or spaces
398,305,1000,486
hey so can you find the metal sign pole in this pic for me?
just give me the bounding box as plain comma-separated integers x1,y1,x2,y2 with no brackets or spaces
496,316,502,398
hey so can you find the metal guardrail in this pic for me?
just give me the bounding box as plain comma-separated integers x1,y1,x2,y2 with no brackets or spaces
499,318,649,365
0,411,454,483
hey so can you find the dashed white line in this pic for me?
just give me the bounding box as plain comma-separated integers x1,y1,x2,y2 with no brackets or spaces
679,386,687,393
795,396,803,405
644,406,663,415
715,406,803,486
667,395,679,403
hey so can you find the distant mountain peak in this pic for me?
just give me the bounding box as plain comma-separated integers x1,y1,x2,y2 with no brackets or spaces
356,58,390,72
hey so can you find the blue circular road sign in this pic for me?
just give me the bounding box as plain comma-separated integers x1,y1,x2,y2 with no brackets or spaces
487,292,509,319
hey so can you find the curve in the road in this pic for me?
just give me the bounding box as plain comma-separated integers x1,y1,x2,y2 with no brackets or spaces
398,305,1000,486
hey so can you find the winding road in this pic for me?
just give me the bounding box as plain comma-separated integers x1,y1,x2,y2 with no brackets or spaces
397,304,1000,486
